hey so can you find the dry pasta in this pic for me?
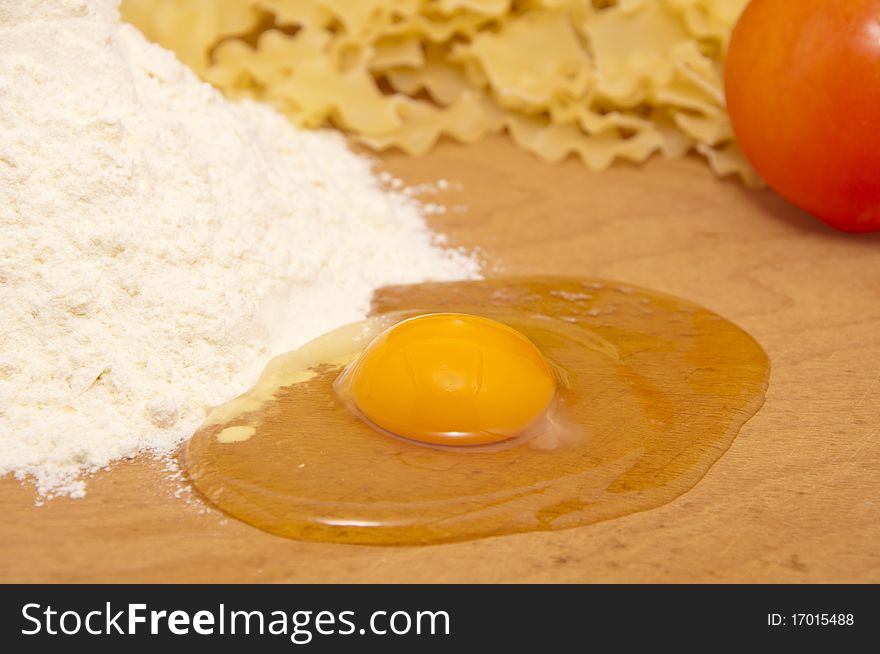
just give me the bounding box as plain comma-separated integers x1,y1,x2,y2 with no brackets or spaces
120,0,760,184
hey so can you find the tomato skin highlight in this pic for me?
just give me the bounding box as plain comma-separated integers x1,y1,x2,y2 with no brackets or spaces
725,0,880,232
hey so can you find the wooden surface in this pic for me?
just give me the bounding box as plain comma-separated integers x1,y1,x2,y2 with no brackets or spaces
3,136,879,583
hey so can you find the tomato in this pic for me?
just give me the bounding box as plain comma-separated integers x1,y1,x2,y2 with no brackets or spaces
725,0,880,232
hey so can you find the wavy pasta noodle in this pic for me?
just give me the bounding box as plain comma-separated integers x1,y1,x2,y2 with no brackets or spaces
120,0,760,184
457,11,592,111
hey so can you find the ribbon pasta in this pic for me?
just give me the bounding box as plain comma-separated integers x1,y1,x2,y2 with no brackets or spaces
121,0,759,183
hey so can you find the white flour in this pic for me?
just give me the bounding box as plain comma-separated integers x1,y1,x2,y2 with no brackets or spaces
0,0,478,499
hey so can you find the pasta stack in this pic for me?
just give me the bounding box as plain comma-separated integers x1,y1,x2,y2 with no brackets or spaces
121,0,760,183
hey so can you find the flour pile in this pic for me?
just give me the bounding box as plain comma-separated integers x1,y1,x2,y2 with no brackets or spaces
0,0,478,498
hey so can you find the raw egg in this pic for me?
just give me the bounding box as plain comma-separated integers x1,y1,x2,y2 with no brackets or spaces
337,313,557,446
185,278,769,545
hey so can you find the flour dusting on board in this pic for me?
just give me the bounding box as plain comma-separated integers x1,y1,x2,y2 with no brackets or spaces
0,0,478,499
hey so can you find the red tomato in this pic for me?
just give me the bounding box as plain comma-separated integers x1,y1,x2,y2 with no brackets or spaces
725,0,880,232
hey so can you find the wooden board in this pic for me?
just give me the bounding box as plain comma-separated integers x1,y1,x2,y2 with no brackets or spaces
3,136,879,583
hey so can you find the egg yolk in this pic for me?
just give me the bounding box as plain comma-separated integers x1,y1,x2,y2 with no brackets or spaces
343,313,557,446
